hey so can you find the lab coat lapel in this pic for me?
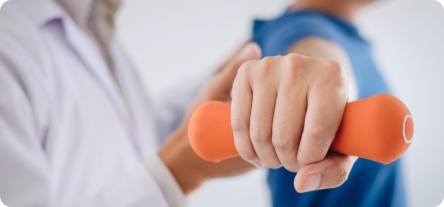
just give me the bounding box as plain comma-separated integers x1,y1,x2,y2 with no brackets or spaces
109,41,159,157
14,0,147,155
60,16,129,122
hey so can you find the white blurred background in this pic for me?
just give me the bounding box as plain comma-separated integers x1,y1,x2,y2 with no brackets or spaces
115,0,444,207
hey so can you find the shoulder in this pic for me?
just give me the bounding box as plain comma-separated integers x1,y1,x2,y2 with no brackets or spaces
253,11,348,56
0,1,53,70
0,1,55,112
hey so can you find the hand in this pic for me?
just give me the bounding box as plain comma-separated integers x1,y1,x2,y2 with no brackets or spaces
158,43,262,195
230,53,357,192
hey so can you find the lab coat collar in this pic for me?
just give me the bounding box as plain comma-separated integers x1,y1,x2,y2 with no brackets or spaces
60,10,142,157
60,17,132,139
62,14,128,114
13,0,65,27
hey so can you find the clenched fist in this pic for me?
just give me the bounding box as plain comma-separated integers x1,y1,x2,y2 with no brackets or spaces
231,53,356,192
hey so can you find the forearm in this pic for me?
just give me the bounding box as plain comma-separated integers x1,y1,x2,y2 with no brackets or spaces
158,125,207,195
155,43,260,196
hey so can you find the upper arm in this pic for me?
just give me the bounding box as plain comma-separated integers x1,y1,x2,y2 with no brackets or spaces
0,35,52,206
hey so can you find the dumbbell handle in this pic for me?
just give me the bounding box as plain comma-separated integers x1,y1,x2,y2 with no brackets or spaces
188,93,413,164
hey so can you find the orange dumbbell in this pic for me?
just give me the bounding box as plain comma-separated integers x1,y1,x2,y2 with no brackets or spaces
188,93,413,164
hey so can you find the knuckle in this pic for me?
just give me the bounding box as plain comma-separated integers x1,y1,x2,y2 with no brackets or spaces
283,61,298,76
306,122,328,142
239,150,257,161
323,59,343,79
238,60,255,75
300,126,330,164
257,57,275,75
250,127,270,144
260,56,275,67
233,138,257,161
286,53,305,64
261,56,275,63
283,54,305,81
326,59,342,71
271,133,296,152
231,119,247,133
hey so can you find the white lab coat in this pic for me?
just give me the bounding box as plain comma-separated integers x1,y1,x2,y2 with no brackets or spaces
0,0,205,206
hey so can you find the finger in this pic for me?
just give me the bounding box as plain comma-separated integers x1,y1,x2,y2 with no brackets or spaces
231,61,262,168
220,42,262,70
272,80,307,172
297,69,348,165
294,153,357,193
217,43,262,86
249,70,281,169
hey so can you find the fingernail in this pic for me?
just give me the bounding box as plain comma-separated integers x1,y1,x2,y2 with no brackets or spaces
301,173,321,192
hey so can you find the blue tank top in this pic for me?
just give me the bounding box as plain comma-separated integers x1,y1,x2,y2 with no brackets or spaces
252,11,407,207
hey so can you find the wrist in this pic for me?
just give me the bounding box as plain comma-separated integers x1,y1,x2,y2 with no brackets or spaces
158,125,207,195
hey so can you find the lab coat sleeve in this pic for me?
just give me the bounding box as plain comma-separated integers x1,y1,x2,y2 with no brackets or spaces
154,71,213,145
145,155,187,207
0,54,52,206
76,162,171,207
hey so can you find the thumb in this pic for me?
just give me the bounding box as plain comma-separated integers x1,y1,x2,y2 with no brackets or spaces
232,42,262,66
293,154,357,193
217,42,262,85
201,43,261,102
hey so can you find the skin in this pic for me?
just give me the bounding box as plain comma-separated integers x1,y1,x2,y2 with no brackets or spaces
159,0,379,195
231,41,355,193
159,43,262,194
